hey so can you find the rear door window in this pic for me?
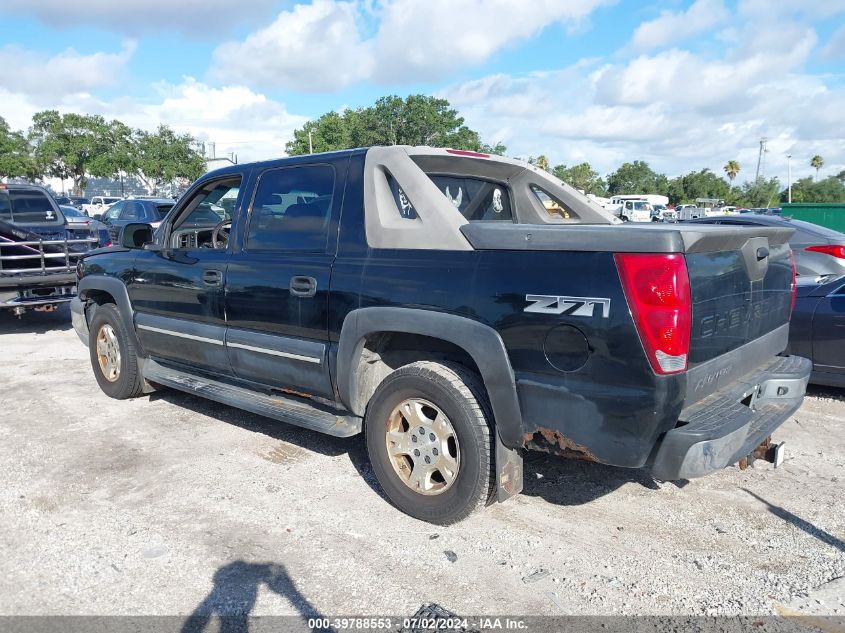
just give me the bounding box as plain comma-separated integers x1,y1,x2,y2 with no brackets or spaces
247,165,335,251
119,201,143,221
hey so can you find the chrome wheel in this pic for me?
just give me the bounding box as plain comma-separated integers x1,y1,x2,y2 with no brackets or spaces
385,398,460,496
96,324,121,383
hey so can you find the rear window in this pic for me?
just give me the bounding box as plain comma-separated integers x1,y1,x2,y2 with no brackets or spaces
0,189,62,225
427,175,513,222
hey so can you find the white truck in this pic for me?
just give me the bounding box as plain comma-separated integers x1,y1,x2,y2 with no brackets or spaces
82,196,122,217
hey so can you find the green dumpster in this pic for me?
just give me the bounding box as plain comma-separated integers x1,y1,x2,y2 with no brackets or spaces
780,203,845,232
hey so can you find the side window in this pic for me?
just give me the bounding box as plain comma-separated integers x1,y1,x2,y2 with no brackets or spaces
119,202,141,221
530,185,579,220
427,175,512,222
104,202,123,221
247,165,335,252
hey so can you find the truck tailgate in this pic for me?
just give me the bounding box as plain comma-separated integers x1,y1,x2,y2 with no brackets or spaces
461,221,796,406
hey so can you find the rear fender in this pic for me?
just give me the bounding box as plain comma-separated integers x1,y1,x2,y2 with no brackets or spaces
336,307,524,501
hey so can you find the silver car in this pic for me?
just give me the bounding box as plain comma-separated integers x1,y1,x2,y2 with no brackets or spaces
683,215,845,277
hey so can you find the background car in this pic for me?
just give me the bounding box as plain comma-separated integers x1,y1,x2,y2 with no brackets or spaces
82,196,122,216
788,273,845,387
682,215,845,277
59,205,110,246
60,205,104,230
53,195,90,209
98,198,175,242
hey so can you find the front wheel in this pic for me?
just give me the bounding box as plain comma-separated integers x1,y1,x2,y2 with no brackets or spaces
88,303,145,399
365,361,494,524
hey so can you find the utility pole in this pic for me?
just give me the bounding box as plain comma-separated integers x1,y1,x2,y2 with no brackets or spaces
787,154,792,203
209,142,216,159
308,129,313,154
755,137,768,181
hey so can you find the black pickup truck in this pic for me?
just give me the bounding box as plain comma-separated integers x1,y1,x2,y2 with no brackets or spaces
1,183,100,315
71,146,811,524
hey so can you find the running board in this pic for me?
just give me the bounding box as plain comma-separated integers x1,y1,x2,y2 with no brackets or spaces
142,359,361,438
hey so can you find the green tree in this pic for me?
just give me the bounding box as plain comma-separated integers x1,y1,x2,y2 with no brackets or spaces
479,142,507,156
552,162,607,196
723,160,740,184
285,111,352,156
532,155,550,172
734,177,781,208
0,117,36,180
96,120,136,195
667,168,730,205
810,154,824,180
785,176,845,203
606,160,668,196
28,111,115,193
286,94,503,156
133,125,205,195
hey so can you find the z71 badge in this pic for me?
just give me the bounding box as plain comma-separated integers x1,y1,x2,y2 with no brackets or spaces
524,295,611,318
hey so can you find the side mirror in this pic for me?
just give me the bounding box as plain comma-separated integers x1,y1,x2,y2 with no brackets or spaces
120,223,154,249
93,213,103,221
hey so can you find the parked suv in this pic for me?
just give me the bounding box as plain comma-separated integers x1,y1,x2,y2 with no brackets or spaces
97,198,175,243
71,147,810,524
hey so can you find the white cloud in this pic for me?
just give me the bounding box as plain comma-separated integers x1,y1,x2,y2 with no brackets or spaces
372,0,613,83
822,24,845,59
0,0,277,35
631,0,730,51
212,0,374,91
1,77,307,164
442,23,845,182
212,0,613,90
0,42,136,99
596,25,817,111
737,0,845,19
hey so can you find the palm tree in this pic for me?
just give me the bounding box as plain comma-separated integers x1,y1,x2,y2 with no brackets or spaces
810,155,824,180
723,160,741,184
535,155,550,172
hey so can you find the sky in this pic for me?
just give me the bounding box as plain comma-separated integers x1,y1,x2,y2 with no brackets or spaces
0,0,844,184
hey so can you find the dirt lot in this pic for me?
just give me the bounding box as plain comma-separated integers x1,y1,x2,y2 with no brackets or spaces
1,307,843,618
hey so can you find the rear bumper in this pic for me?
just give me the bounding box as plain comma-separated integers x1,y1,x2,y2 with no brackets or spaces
651,355,811,480
0,273,78,309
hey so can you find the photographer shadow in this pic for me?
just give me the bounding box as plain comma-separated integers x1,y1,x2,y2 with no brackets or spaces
181,561,330,633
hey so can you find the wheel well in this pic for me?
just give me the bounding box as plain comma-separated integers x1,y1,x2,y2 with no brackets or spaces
83,289,116,305
353,332,482,414
82,290,115,320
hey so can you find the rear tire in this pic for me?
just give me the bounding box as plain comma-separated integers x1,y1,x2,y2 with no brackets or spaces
365,361,494,524
88,303,145,399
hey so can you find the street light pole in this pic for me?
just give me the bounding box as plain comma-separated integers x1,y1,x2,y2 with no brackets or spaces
787,154,792,204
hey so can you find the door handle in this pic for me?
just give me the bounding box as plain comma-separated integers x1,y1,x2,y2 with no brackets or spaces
290,275,317,297
202,269,222,286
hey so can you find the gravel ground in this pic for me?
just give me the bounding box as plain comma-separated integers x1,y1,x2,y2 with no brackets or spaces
0,306,843,618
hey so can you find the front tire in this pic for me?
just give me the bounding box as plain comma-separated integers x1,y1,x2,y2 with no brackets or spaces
88,303,145,399
365,361,494,524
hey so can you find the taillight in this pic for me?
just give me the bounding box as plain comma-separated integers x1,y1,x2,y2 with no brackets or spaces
615,253,692,375
805,244,845,259
790,249,797,318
